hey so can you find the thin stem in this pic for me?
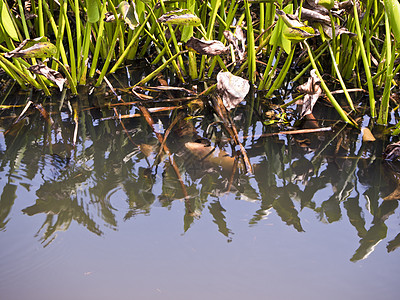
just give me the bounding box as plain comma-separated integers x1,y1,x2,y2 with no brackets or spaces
304,41,356,126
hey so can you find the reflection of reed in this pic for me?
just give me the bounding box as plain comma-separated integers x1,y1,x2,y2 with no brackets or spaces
0,89,400,261
22,164,102,247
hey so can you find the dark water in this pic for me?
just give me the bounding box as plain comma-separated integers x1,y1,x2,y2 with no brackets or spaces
0,85,400,300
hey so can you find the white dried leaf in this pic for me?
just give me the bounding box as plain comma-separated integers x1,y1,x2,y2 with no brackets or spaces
297,69,322,118
217,71,250,111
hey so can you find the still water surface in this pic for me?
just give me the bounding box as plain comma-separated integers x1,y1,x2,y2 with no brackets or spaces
0,88,399,299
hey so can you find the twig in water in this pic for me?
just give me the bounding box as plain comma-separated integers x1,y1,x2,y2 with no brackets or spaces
138,104,191,206
212,95,253,174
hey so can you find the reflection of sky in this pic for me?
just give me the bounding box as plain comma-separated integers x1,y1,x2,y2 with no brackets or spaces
0,186,399,300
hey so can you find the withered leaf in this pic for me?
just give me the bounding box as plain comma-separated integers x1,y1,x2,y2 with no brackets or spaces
338,0,361,16
28,61,66,91
5,37,56,58
217,71,250,111
297,69,322,119
300,7,356,39
223,27,246,60
157,9,201,26
5,38,56,59
305,0,331,13
300,7,331,25
361,127,376,142
320,23,357,39
117,1,139,30
186,37,228,56
35,103,53,125
104,12,116,22
382,162,400,201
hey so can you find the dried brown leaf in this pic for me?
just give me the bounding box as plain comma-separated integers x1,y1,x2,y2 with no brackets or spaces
223,27,246,60
28,61,66,91
104,12,116,22
185,37,228,56
361,127,376,142
300,7,331,25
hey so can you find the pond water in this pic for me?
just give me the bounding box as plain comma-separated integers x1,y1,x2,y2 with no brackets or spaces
0,83,400,300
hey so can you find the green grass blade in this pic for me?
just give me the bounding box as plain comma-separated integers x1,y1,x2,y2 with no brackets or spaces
377,12,395,125
353,2,376,118
244,0,256,84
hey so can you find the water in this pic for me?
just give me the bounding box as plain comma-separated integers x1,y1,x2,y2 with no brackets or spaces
0,87,399,300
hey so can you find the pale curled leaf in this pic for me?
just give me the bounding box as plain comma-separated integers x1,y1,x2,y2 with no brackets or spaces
186,37,228,56
217,71,250,111
297,69,322,119
117,1,139,30
157,9,201,26
5,38,56,59
270,5,293,54
28,61,66,91
5,37,50,58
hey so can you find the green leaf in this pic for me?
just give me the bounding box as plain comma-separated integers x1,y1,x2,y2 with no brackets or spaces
270,5,292,54
283,27,316,42
157,9,201,26
0,0,20,41
86,0,100,23
384,0,400,45
180,0,196,42
275,7,316,43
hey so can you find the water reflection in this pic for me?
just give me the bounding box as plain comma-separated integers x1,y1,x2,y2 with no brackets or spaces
0,88,399,261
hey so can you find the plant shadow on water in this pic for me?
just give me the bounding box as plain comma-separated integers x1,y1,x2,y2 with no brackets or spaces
0,66,400,264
